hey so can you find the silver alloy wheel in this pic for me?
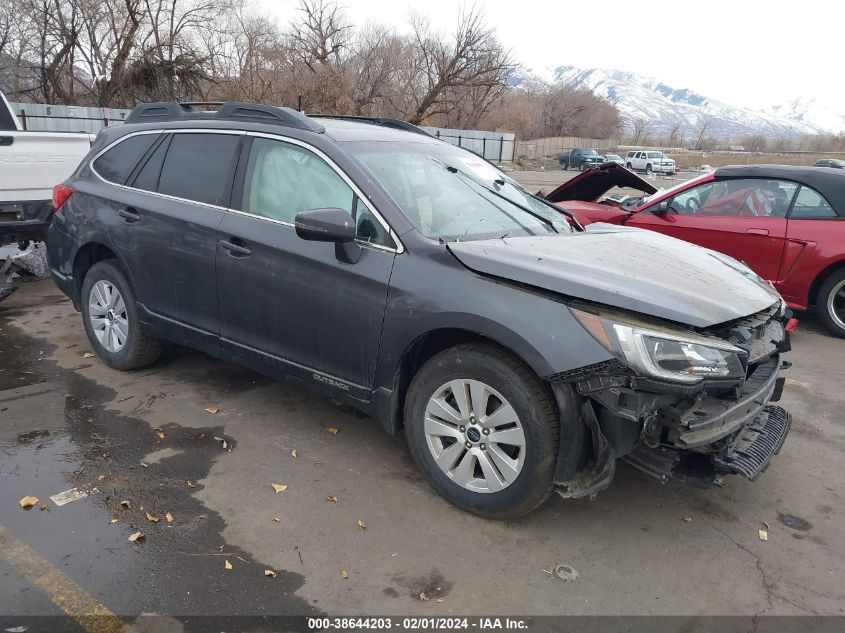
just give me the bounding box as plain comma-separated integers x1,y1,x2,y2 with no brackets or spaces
424,379,526,494
88,280,129,353
828,279,845,330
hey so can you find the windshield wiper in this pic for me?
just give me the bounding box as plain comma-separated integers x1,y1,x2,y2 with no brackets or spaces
444,164,559,233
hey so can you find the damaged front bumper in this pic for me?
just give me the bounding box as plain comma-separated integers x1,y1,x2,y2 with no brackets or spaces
552,308,793,498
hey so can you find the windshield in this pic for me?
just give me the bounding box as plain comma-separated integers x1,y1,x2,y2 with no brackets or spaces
344,141,572,241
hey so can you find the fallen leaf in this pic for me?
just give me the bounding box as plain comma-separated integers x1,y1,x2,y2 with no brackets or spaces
128,531,144,543
357,519,366,531
271,483,288,494
264,569,277,578
436,599,445,603
110,518,118,524
120,500,131,508
140,462,149,468
759,529,768,541
97,474,106,481
165,512,174,523
205,407,220,414
272,517,281,522
19,496,38,509
198,514,207,520
39,503,49,511
290,449,297,458
340,570,348,579
82,352,95,358
327,427,339,435
155,430,166,440
224,560,233,570
145,512,159,523
682,516,693,524
419,592,430,602
325,495,338,503
187,480,196,488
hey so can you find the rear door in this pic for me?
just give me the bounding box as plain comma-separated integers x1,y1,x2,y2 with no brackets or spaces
216,134,397,392
627,177,797,282
104,130,242,344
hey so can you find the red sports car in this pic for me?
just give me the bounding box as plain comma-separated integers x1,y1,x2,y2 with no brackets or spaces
543,163,845,338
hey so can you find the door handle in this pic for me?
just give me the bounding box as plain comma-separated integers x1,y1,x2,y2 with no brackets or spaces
746,228,769,236
218,239,252,257
118,207,140,222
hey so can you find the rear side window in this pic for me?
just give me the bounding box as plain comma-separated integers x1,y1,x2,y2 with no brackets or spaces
93,134,159,184
157,133,241,207
130,135,170,192
790,186,837,219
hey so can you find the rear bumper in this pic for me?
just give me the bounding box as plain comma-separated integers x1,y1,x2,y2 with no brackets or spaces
0,200,52,245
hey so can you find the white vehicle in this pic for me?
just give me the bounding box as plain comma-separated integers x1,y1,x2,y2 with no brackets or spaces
0,91,93,245
604,153,624,165
625,150,676,175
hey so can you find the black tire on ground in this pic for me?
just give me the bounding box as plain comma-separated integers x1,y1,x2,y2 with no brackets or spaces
646,163,653,174
403,343,561,519
816,268,845,339
626,162,633,170
81,260,164,370
560,161,568,171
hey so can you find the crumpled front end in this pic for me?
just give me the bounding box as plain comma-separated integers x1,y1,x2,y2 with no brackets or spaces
552,304,793,497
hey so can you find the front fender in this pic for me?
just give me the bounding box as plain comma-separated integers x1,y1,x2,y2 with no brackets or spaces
374,249,614,390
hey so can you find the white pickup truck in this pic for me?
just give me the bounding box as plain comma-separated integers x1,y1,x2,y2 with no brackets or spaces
625,150,676,175
0,91,93,245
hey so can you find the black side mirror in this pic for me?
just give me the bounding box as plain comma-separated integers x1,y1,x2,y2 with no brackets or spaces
653,200,670,215
295,208,355,243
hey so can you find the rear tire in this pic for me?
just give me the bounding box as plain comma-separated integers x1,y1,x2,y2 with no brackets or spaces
561,161,568,171
403,343,560,519
81,260,163,370
817,269,845,338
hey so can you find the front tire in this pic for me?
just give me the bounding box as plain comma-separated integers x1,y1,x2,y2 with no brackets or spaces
626,162,633,170
403,343,560,519
646,163,653,175
81,260,163,369
817,269,845,338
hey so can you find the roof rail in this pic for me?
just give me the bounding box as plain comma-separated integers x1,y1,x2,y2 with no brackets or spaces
125,101,325,134
310,114,432,137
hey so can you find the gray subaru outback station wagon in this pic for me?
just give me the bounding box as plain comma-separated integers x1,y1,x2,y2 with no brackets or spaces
46,102,793,518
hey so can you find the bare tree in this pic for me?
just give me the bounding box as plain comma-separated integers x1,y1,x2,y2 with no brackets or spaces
398,7,513,125
627,115,653,145
694,119,712,150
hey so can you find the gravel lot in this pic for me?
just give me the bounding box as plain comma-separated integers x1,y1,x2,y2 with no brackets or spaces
0,175,843,625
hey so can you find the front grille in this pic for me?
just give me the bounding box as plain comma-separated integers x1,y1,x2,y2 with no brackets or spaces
714,405,791,479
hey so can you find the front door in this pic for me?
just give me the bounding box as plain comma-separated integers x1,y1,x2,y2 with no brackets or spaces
216,135,397,392
628,177,798,282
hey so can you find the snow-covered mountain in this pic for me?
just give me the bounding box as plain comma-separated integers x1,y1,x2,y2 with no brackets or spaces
767,97,845,136
550,65,844,139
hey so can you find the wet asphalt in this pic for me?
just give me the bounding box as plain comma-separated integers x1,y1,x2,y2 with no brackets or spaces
1,183,844,627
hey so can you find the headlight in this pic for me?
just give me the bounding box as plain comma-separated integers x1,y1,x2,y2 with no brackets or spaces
571,306,747,384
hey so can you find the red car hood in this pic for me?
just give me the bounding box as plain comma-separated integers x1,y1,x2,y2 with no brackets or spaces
542,162,657,203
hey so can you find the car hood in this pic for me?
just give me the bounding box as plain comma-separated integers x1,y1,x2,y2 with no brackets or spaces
447,224,780,328
542,162,658,203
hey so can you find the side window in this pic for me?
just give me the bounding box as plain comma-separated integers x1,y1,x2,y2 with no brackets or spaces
241,137,392,247
129,135,170,192
93,134,159,184
666,179,797,217
158,133,241,206
790,186,837,218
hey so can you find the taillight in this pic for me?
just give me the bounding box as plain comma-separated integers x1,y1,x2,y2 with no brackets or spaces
53,183,75,211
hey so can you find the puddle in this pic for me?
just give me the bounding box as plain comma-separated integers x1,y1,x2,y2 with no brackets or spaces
0,302,318,621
